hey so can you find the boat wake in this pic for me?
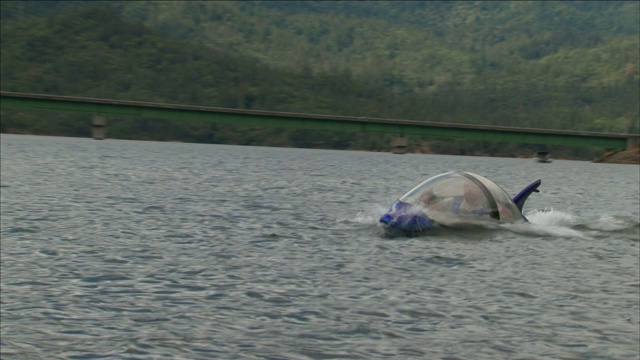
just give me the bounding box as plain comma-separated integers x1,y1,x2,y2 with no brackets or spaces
502,208,639,240
353,206,639,241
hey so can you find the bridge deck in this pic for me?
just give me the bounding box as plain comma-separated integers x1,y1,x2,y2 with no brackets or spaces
1,91,636,149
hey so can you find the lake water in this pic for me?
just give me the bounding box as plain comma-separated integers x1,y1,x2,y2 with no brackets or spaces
1,134,638,360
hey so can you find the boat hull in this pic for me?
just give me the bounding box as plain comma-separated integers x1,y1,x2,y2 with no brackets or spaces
379,172,541,236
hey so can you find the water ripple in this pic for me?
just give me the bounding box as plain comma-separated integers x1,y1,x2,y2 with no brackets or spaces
1,135,639,359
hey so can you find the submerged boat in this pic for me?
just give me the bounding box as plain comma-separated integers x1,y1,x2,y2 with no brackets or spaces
379,171,541,236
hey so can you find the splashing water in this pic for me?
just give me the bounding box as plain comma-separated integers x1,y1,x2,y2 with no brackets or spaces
504,208,640,240
503,209,590,239
587,214,640,231
525,208,579,226
352,203,388,224
360,206,600,240
349,201,639,241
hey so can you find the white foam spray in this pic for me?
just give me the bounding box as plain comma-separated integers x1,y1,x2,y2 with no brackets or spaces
503,208,592,240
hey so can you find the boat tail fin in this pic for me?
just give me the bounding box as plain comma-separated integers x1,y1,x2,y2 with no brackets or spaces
513,179,541,212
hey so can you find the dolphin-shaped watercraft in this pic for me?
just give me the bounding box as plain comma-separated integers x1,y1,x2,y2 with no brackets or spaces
379,171,541,236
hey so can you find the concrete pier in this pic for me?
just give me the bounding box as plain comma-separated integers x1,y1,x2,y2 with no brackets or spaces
391,136,408,154
92,115,106,140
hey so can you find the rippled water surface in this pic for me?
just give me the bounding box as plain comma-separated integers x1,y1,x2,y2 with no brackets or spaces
1,134,639,359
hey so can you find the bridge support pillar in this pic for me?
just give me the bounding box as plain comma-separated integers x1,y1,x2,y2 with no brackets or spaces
627,135,639,149
390,136,408,154
92,115,106,140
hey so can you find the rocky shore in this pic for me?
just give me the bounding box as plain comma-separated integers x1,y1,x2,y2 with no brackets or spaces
593,147,640,164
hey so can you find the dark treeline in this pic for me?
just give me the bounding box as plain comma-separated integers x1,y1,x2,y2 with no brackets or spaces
1,1,638,159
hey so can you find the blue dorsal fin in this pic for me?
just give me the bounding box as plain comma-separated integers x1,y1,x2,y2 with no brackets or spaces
513,179,541,212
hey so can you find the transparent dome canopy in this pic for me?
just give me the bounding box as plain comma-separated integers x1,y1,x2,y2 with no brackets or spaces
398,171,523,223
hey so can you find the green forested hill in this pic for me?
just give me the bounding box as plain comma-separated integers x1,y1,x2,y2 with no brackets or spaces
1,1,638,158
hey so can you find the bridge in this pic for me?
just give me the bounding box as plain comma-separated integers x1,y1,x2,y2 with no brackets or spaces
1,91,637,150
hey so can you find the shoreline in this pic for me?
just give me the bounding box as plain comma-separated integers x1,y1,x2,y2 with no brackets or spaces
2,132,638,164
593,147,640,165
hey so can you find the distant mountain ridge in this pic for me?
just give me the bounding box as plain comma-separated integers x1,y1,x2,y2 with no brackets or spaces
3,1,638,89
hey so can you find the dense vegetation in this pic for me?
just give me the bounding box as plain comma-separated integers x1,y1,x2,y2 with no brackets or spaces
1,1,638,158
